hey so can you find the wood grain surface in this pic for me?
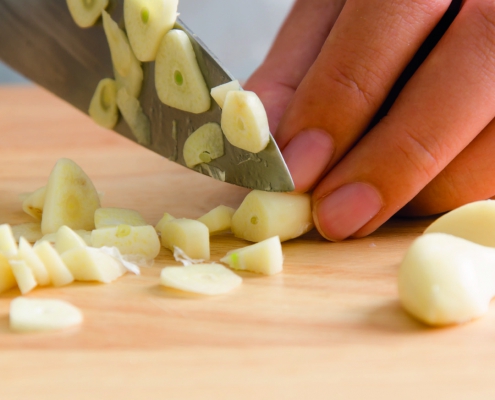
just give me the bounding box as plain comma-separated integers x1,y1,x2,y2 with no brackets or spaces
1,86,493,399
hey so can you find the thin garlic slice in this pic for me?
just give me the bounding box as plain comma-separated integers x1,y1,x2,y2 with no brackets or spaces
66,0,109,28
155,29,211,113
160,263,242,295
10,297,83,332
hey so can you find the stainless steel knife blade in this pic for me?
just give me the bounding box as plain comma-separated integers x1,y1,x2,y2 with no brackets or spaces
0,0,294,192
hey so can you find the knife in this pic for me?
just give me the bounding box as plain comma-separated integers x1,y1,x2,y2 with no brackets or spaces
0,0,294,192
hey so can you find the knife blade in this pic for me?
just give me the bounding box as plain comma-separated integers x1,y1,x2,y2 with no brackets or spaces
0,0,294,192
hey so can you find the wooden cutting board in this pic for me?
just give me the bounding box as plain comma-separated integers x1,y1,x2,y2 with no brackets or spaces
1,86,494,399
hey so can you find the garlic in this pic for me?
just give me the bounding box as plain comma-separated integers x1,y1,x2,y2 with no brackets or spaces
10,297,83,332
398,233,495,326
160,263,242,295
424,200,495,247
221,236,283,275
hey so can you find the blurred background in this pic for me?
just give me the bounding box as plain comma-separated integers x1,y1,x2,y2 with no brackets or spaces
0,0,293,85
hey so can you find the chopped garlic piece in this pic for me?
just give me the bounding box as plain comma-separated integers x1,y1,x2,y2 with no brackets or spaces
67,0,108,28
9,259,37,295
95,207,147,229
0,224,17,257
91,224,160,261
61,246,127,283
221,236,283,275
210,80,242,109
198,205,235,235
160,218,209,260
11,223,42,243
232,191,313,242
0,254,16,293
160,263,242,295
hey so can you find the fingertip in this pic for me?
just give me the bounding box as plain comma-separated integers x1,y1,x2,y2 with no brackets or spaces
313,182,383,241
282,129,334,192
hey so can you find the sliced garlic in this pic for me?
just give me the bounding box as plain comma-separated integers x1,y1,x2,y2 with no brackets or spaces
9,259,37,295
22,186,46,221
89,78,119,129
41,158,100,235
210,80,242,109
155,29,211,114
155,212,175,234
95,207,147,229
183,123,224,168
55,225,87,254
11,223,42,243
124,0,178,62
91,224,161,261
160,218,210,260
221,91,269,153
34,241,74,287
221,236,283,275
116,88,151,146
160,263,242,295
61,246,126,283
231,190,313,242
114,59,144,99
198,205,235,235
0,254,17,294
0,224,18,257
10,297,83,333
66,0,109,28
102,10,133,77
18,237,50,286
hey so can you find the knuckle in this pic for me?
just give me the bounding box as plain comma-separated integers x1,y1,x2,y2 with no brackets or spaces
325,60,383,109
389,121,446,182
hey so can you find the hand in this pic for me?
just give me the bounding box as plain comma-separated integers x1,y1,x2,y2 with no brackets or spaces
244,0,495,241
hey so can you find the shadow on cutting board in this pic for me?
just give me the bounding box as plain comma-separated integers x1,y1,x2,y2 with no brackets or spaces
365,300,429,333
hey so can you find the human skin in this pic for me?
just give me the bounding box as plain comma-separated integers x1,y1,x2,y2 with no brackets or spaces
245,0,495,241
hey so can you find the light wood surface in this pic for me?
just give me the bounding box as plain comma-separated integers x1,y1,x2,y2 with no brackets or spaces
1,86,494,399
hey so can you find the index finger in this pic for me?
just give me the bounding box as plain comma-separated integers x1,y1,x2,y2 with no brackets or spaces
244,0,345,132
276,0,453,192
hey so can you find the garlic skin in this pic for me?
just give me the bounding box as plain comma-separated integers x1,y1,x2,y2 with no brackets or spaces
398,233,495,326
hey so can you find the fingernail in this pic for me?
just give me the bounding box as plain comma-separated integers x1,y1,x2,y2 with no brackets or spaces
315,183,383,241
282,129,333,192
